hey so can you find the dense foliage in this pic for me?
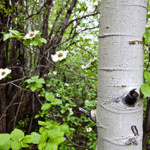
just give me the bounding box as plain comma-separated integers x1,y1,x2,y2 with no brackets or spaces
0,0,99,149
1,0,150,150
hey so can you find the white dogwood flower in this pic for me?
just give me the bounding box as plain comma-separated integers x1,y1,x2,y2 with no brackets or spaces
65,83,69,86
56,93,61,97
24,30,39,39
86,127,92,132
51,51,68,62
0,68,11,80
68,108,73,115
53,71,57,75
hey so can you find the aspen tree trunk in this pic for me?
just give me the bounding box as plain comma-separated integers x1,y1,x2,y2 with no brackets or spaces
96,0,147,150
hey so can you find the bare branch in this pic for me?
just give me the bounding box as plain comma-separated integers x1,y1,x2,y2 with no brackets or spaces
44,57,97,80
64,134,89,149
48,0,71,40
24,2,46,20
67,11,99,27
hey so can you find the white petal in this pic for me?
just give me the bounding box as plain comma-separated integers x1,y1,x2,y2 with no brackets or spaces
53,71,57,75
24,31,37,39
34,30,40,34
5,68,11,74
0,68,11,80
52,51,68,62
86,127,92,132
65,83,69,86
51,54,58,62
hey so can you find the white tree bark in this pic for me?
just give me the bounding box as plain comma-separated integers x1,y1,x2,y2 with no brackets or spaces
96,0,147,150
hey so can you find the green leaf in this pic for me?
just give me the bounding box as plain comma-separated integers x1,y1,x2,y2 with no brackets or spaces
0,140,11,150
31,76,39,80
25,79,33,84
38,142,46,150
41,103,51,110
49,143,58,150
31,40,38,46
60,124,70,135
148,139,150,145
0,134,10,145
23,135,33,143
49,127,64,137
9,30,20,36
45,143,51,150
144,71,150,83
11,128,24,142
3,33,15,41
34,82,43,88
144,29,150,43
39,38,47,44
30,86,37,92
21,141,29,148
31,132,41,144
3,34,10,41
38,121,46,126
11,141,21,150
26,84,31,89
38,78,45,84
59,59,66,65
38,40,43,47
141,84,150,97
85,100,97,108
39,127,46,134
35,114,40,118
51,99,62,105
54,137,65,145
39,131,48,143
45,93,55,102
87,70,95,77
24,40,30,46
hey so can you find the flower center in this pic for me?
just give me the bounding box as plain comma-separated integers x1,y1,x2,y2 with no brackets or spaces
1,71,6,76
29,33,35,37
58,53,63,57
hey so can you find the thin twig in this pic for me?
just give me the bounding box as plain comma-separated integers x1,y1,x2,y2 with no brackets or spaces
13,91,24,127
64,134,89,149
0,91,20,121
44,57,97,80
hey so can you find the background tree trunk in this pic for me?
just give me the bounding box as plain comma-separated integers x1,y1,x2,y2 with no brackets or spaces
97,0,147,150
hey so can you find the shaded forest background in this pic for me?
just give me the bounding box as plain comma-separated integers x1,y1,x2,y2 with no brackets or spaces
0,0,100,149
1,0,150,150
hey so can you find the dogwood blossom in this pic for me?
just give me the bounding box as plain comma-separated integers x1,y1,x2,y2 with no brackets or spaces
86,127,92,132
0,68,11,80
53,71,57,75
24,30,39,39
51,51,68,62
68,108,73,115
65,83,69,86
56,94,61,97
